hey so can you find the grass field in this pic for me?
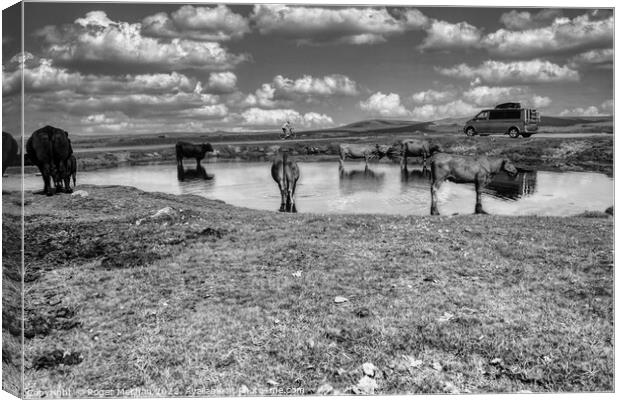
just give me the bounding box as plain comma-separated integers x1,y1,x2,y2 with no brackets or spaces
2,183,613,396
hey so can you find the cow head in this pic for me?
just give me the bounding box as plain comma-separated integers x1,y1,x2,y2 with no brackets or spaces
374,144,391,159
502,158,518,176
201,143,214,154
429,143,443,155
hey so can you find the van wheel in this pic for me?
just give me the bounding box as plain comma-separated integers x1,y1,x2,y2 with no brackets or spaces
508,127,520,138
465,127,476,136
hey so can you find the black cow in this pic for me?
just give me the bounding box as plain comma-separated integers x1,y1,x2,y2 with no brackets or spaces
176,141,214,181
271,152,300,213
26,126,73,196
2,132,18,175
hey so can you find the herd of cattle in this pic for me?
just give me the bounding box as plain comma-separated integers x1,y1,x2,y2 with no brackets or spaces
3,127,519,215
265,140,518,215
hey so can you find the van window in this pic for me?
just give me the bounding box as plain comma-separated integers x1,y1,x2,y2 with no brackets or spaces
490,109,520,120
476,111,489,120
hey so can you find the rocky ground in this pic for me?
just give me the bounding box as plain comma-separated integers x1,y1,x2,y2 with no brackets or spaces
1,182,613,396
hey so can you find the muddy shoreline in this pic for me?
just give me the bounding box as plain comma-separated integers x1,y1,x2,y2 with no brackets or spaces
60,135,613,176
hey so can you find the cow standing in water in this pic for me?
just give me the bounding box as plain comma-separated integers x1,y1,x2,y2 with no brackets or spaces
338,143,390,169
175,141,214,181
429,153,518,215
271,151,300,213
393,139,442,169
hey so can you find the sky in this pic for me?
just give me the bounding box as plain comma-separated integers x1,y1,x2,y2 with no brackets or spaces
1,1,615,135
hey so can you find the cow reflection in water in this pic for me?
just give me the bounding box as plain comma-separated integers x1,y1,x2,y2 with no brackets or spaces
338,165,385,194
400,165,431,185
177,165,213,181
484,169,537,200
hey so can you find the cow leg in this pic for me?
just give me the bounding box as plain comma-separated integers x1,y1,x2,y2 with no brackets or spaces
62,160,72,193
422,153,427,168
278,181,286,212
401,152,407,170
289,180,298,213
41,163,54,196
177,165,185,181
364,154,369,169
430,180,443,215
474,176,487,214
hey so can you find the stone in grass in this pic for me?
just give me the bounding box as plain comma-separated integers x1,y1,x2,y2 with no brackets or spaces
71,190,88,198
605,206,613,216
334,296,348,303
355,376,378,394
266,379,279,386
362,362,377,377
316,382,333,395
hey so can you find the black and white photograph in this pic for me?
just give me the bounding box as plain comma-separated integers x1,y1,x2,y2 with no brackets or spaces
1,0,615,397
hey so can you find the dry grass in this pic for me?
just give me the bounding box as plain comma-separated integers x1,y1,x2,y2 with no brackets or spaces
1,184,612,396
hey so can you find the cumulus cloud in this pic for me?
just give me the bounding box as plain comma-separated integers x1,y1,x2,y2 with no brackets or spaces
560,99,614,117
437,59,580,84
359,92,410,117
483,11,613,58
34,11,248,70
141,5,250,41
462,86,551,108
411,89,456,104
251,5,428,45
569,48,613,69
240,107,333,127
2,54,203,96
207,71,238,93
410,100,479,121
240,74,359,109
600,99,613,113
499,9,564,30
272,74,359,98
418,20,483,51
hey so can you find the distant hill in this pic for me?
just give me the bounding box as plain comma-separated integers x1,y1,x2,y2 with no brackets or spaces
540,115,612,126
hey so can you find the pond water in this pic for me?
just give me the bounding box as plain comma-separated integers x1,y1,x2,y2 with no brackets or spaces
4,161,613,216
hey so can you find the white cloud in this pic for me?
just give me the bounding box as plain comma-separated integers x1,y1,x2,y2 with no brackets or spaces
359,92,410,117
207,71,238,93
410,100,478,121
437,60,580,84
411,89,456,104
240,107,333,127
569,48,613,69
559,106,602,117
141,5,250,41
35,11,248,70
483,12,613,58
2,55,203,96
499,9,564,30
560,99,614,117
418,20,483,51
462,86,551,109
251,5,428,45
272,74,359,98
600,99,613,113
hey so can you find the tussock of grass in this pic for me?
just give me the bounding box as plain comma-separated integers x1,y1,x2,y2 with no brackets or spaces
3,185,613,395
